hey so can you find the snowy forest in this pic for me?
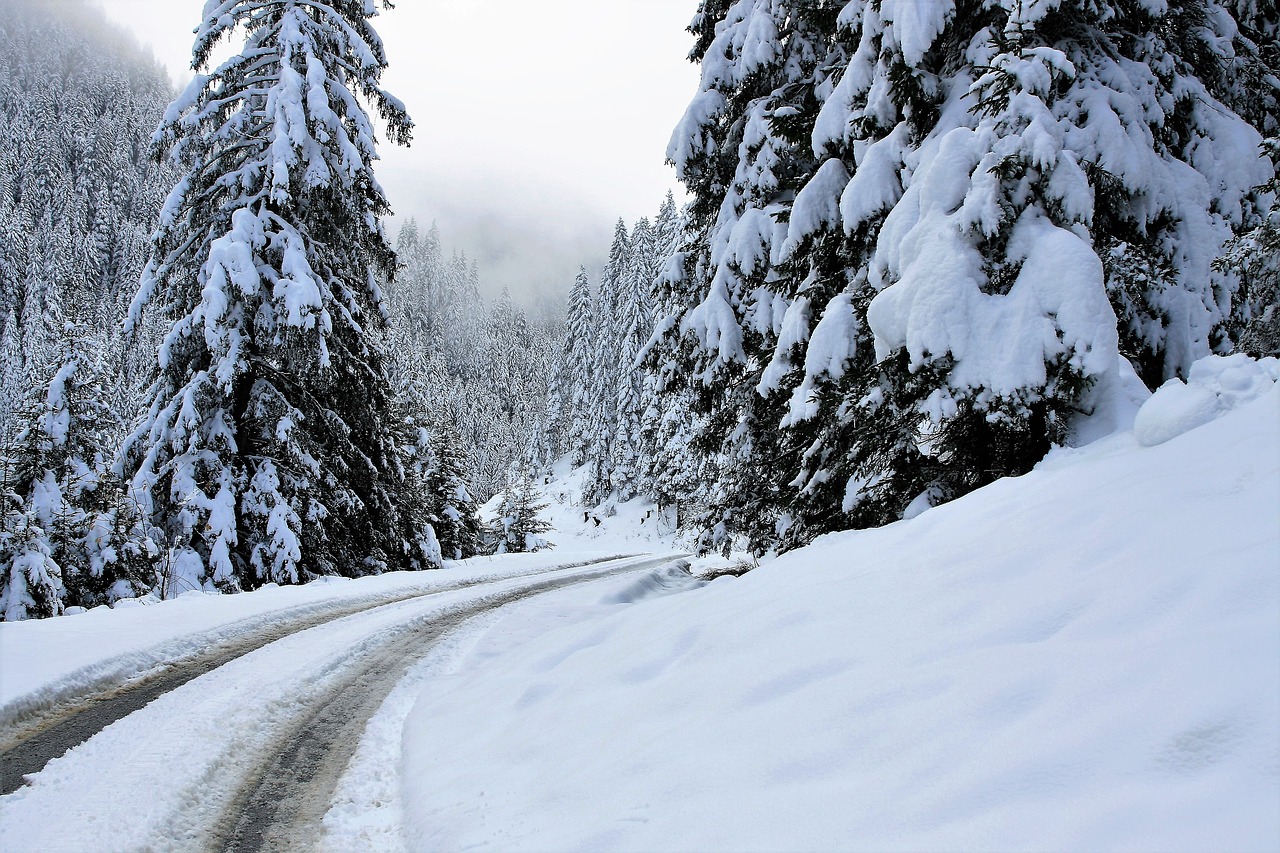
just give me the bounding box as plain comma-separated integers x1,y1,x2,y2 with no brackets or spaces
1,0,1277,620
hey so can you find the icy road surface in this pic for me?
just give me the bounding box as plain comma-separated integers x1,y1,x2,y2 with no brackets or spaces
0,553,693,851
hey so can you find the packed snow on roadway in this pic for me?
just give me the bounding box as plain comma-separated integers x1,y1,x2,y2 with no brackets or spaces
1,353,1277,852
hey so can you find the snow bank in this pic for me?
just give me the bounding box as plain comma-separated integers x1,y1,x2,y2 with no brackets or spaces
401,378,1279,851
1134,353,1279,447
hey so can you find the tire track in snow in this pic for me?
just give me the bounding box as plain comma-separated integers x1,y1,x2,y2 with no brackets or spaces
216,555,686,853
0,555,637,795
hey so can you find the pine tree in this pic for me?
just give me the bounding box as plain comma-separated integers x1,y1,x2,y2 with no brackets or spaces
658,0,1276,551
493,469,552,554
0,0,175,449
123,0,426,591
657,0,844,551
562,267,597,466
535,350,569,471
610,217,656,502
582,220,630,506
0,328,124,618
1217,137,1280,357
0,506,63,622
0,396,64,621
422,420,483,561
640,194,704,519
805,0,1272,529
0,310,22,428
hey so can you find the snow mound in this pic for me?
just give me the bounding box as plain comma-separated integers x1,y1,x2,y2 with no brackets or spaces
597,560,701,605
1068,354,1152,446
1134,354,1278,447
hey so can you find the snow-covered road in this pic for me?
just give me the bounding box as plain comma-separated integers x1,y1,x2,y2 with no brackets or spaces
0,553,689,852
0,552,639,793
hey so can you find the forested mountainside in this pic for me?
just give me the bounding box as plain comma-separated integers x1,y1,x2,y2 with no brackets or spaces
0,0,175,440
385,221,559,506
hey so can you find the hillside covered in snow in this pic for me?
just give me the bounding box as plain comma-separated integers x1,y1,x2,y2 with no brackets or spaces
400,356,1280,852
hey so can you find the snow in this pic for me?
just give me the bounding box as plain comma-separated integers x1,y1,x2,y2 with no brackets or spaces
3,355,1277,850
319,562,704,853
782,158,849,257
868,119,1120,395
1133,353,1279,447
0,553,633,721
784,290,860,425
881,0,956,68
839,123,910,232
1067,354,1152,446
0,561,678,852
486,455,682,555
398,370,1280,851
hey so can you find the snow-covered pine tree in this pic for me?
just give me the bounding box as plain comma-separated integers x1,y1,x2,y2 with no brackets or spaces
422,419,483,561
610,217,657,502
0,328,139,618
534,350,569,471
392,378,447,571
581,220,631,506
798,0,1272,530
124,0,427,591
661,0,1275,551
0,0,175,444
492,469,552,554
639,194,706,518
389,217,448,347
1217,136,1280,357
658,0,845,551
0,311,22,427
562,267,596,466
0,498,63,622
0,400,65,621
380,220,560,507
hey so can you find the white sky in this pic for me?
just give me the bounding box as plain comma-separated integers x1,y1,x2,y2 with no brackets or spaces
92,0,701,305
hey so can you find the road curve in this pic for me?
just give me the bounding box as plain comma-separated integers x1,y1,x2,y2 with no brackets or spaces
216,555,684,852
0,554,638,795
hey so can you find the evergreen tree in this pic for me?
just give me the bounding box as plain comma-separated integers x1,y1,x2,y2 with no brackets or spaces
535,350,569,471
0,393,64,621
611,217,657,501
422,420,484,561
0,0,174,444
380,219,560,507
639,194,703,517
1217,137,1280,357
582,220,630,506
657,0,844,551
0,503,63,621
123,0,427,591
493,469,552,554
656,0,1276,551
563,267,597,466
0,328,131,617
0,310,21,426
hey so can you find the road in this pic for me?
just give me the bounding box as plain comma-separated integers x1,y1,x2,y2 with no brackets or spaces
0,554,687,852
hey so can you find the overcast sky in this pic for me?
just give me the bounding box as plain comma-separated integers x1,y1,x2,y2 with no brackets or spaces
93,0,701,305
